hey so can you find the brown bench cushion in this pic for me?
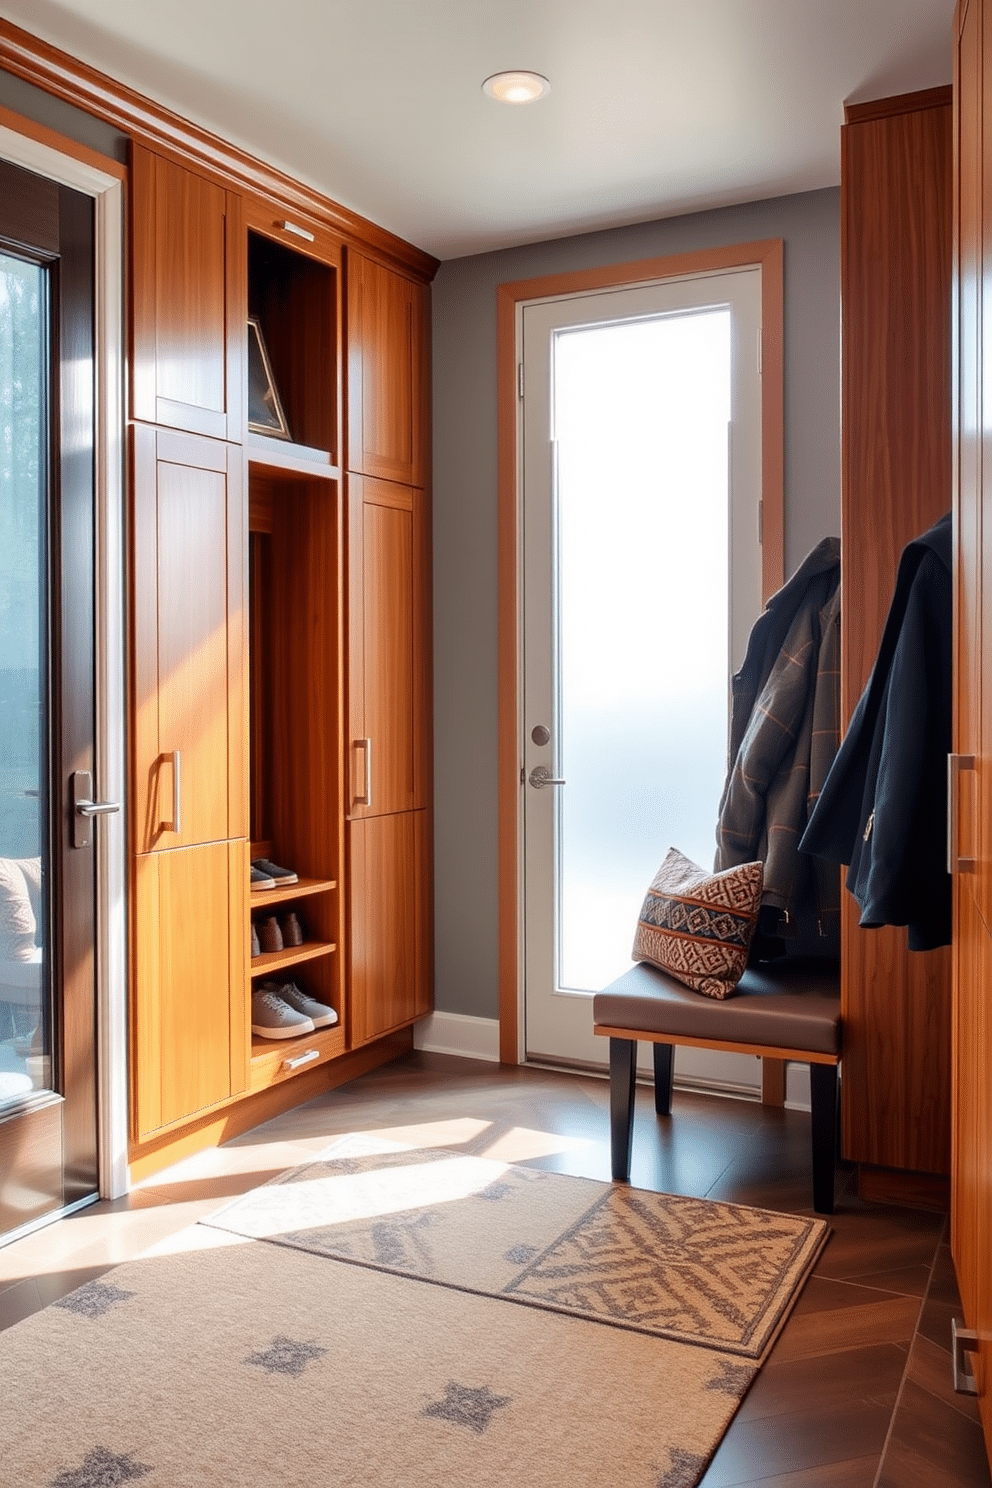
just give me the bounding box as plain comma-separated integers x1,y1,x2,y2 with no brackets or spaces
593,956,841,1057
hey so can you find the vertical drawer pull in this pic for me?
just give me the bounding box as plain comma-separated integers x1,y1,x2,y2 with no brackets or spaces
163,749,182,834
354,738,372,808
952,1318,979,1394
947,753,976,874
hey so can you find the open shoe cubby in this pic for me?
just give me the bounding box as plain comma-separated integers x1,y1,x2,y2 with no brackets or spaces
248,469,344,1061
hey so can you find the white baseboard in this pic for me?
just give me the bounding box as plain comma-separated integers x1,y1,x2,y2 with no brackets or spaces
785,1063,811,1112
414,1011,501,1062
413,1012,814,1111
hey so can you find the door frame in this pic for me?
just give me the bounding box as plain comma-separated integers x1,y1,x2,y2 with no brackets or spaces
0,109,128,1204
496,240,785,1064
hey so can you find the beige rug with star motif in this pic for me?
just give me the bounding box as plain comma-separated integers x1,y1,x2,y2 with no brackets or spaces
0,1137,827,1488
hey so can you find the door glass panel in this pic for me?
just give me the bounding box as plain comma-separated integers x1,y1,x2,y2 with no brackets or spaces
0,251,51,1110
553,309,732,992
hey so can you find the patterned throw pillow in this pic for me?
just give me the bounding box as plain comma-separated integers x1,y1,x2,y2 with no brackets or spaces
632,847,763,999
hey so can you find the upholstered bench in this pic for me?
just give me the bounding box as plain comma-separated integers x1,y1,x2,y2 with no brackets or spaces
593,957,842,1214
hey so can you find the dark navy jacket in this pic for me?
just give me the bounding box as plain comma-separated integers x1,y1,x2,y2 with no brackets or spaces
800,514,952,950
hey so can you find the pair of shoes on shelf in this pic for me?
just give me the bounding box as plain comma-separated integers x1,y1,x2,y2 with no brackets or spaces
251,980,338,1039
252,912,304,957
251,857,299,890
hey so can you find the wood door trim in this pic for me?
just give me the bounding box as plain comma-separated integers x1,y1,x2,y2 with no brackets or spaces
0,17,438,282
496,242,786,1064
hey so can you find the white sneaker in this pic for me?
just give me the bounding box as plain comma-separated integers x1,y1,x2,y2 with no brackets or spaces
273,981,338,1029
251,985,315,1039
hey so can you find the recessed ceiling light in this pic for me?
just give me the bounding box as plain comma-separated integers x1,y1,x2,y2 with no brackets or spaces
482,71,551,105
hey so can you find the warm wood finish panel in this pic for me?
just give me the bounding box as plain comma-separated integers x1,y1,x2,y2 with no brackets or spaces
131,145,245,440
348,810,431,1046
840,89,953,1175
248,474,345,1037
132,426,247,853
347,251,428,485
132,840,247,1140
247,208,340,459
348,476,429,818
953,0,992,1458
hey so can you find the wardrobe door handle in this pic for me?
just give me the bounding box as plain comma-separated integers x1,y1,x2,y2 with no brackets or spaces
354,739,371,808
164,749,182,835
948,753,976,874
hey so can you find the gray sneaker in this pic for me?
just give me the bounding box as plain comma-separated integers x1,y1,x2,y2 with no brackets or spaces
251,985,315,1039
273,981,338,1029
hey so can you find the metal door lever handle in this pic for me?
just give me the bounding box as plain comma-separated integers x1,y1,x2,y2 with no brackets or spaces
528,766,567,788
76,799,121,817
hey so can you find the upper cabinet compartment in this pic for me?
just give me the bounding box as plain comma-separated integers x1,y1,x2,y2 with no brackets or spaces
131,145,245,442
346,250,429,485
246,207,340,471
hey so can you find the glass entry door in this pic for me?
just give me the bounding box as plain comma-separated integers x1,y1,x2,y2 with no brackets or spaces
0,159,100,1239
521,269,764,1070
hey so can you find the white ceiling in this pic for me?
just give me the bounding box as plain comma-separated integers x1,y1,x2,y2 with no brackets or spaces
4,0,957,259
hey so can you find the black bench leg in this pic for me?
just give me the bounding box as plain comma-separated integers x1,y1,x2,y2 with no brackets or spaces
653,1041,674,1116
810,1061,839,1215
609,1037,637,1181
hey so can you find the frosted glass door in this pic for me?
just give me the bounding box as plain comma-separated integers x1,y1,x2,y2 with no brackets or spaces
522,269,763,1068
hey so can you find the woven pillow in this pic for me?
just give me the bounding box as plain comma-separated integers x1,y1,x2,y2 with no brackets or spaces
632,847,763,999
0,857,37,962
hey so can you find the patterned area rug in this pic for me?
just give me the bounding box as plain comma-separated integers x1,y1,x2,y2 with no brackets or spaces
0,1139,828,1488
205,1135,829,1361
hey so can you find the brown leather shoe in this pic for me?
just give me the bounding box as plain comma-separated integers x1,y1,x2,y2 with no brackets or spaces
256,914,283,954
251,921,261,958
281,911,304,947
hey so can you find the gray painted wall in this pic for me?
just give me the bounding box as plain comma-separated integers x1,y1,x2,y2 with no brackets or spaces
432,186,841,1020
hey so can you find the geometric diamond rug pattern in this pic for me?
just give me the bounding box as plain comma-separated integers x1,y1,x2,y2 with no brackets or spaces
0,1135,829,1488
205,1135,829,1360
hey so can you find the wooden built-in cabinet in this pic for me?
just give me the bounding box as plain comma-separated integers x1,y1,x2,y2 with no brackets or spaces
839,87,953,1185
131,145,245,442
347,249,429,486
347,475,431,817
349,810,431,1046
131,426,247,855
953,0,992,1454
133,841,247,1139
125,119,435,1166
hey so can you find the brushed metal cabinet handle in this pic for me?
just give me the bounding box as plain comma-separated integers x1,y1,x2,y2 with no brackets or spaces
354,738,372,808
947,753,976,874
164,749,182,835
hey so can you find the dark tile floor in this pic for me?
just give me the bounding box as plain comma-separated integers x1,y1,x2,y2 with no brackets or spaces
1,1049,989,1486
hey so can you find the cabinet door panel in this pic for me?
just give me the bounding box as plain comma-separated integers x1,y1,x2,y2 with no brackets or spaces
347,251,427,484
348,476,429,817
132,145,244,440
133,426,247,852
348,811,430,1045
133,839,247,1139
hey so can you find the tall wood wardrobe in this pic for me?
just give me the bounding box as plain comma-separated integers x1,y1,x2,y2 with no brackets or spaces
0,23,438,1178
952,0,992,1455
125,140,435,1176
840,88,953,1195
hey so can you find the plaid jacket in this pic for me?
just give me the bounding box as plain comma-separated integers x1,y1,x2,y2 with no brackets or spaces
715,539,841,951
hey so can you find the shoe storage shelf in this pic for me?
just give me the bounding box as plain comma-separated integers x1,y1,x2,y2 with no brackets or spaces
124,110,436,1177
